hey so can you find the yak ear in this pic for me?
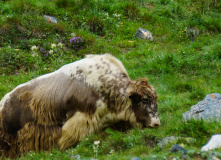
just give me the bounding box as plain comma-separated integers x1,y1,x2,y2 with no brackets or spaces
128,78,149,102
128,88,142,103
135,78,149,86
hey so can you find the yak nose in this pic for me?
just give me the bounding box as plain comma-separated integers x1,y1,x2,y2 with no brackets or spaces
150,117,161,128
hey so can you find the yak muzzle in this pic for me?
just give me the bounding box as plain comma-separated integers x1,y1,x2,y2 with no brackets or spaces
150,117,161,128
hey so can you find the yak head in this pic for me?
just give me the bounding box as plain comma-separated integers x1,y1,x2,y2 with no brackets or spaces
128,78,160,128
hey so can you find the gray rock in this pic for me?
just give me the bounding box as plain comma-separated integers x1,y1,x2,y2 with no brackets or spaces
135,27,153,41
170,144,187,154
44,15,57,23
158,136,179,148
183,93,221,121
130,157,141,160
201,134,221,151
158,136,196,148
70,154,81,160
187,28,199,37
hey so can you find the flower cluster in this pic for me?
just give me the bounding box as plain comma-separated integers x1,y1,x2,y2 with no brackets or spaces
190,36,195,42
93,140,100,158
113,13,121,19
70,37,84,50
38,42,51,57
31,41,63,59
31,45,37,51
38,42,63,57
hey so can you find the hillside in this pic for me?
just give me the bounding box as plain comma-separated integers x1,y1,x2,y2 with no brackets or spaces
0,0,221,159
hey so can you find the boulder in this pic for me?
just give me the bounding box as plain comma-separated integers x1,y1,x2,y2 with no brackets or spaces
135,27,153,41
201,134,221,151
158,136,196,148
183,93,221,122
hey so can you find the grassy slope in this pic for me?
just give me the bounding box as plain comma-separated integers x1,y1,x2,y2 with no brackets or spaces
0,0,221,159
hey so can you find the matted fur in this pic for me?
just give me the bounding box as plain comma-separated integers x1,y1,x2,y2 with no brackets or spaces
0,54,160,158
18,122,61,154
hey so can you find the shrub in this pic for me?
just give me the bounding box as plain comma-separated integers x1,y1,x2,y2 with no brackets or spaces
123,1,140,20
202,17,221,33
86,15,105,36
55,0,76,8
0,48,35,75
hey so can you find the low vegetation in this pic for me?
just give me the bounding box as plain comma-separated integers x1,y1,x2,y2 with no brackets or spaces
0,0,221,159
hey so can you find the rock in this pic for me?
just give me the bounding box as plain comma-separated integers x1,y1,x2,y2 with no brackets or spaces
201,134,221,151
158,136,179,148
69,154,81,160
182,154,191,160
170,144,187,154
130,157,141,160
183,93,221,122
135,27,153,41
44,15,57,23
158,136,196,148
187,28,199,37
211,154,221,160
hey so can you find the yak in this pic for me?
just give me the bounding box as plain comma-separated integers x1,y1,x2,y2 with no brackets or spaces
0,54,160,158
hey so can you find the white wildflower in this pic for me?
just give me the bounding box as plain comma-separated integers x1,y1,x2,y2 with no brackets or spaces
32,53,38,57
93,140,100,158
51,43,56,49
94,141,100,145
49,50,53,54
110,149,114,154
113,13,121,19
71,32,76,37
58,43,63,48
31,45,37,51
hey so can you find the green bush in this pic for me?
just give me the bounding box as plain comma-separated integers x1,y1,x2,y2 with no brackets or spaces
0,48,35,74
86,15,105,36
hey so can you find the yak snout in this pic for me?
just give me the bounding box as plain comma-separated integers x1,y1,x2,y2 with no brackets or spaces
150,117,160,128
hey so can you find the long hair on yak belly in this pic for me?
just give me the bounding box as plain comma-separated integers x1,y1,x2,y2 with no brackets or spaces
18,122,62,155
0,113,20,158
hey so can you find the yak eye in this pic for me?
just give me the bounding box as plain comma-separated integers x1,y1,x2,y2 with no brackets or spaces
149,111,153,115
142,98,148,103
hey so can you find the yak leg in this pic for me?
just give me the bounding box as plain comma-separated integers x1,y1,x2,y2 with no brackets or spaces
58,112,96,150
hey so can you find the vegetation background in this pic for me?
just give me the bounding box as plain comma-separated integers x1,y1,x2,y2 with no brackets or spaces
0,0,220,159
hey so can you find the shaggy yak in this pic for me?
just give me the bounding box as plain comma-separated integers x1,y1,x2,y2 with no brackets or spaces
0,54,160,158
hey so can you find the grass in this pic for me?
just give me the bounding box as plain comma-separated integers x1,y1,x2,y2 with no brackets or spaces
0,0,221,159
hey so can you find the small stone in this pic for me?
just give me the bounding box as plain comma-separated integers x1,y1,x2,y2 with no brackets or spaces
158,136,196,148
182,154,191,160
170,144,187,154
135,27,153,41
187,28,199,37
44,15,57,23
212,155,220,160
71,154,81,159
201,134,221,151
130,158,141,160
158,136,179,148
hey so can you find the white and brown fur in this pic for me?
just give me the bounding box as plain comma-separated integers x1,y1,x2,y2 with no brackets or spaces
0,54,160,158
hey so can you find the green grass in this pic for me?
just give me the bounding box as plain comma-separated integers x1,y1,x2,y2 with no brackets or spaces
0,0,221,159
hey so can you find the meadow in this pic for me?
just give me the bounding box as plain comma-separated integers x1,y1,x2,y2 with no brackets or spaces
0,0,221,159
